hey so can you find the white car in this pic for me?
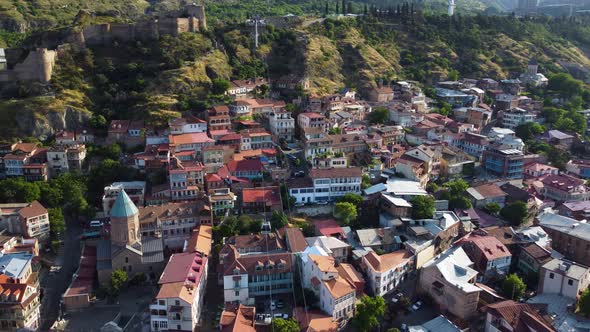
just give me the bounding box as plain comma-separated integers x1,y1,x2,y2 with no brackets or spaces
411,301,422,311
273,313,283,319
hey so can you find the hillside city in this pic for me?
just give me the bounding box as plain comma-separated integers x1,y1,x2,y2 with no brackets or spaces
1,1,590,332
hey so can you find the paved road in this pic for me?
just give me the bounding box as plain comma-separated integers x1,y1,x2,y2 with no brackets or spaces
40,216,83,330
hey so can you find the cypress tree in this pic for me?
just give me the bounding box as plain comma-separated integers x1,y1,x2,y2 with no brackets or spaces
336,1,339,14
325,2,329,15
342,0,346,14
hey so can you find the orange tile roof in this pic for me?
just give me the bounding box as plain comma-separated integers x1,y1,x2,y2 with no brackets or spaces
293,307,338,332
18,201,47,219
308,254,337,273
169,133,214,145
364,250,412,273
220,304,256,332
323,276,355,299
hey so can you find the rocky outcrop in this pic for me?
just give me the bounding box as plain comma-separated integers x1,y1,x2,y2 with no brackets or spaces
15,107,91,138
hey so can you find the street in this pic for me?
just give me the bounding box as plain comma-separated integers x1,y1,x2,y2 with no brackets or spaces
39,216,83,330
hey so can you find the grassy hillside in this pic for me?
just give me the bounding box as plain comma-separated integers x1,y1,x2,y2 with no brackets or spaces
1,12,590,139
300,14,590,95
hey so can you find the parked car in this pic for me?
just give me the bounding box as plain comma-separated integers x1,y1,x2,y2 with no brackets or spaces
276,300,284,308
401,323,407,331
89,220,103,228
282,314,289,319
273,313,283,319
411,301,422,311
317,201,329,205
391,293,402,303
293,170,305,177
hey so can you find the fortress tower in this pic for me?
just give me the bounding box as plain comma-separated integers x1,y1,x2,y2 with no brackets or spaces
187,3,207,30
110,190,141,247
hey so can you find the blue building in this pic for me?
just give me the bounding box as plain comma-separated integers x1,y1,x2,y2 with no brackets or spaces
482,143,524,179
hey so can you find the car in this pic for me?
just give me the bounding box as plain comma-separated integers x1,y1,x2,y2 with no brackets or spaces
317,201,329,205
411,301,422,311
264,314,272,324
282,314,289,319
293,171,305,177
295,202,305,207
276,300,284,308
89,220,103,228
270,301,277,311
273,313,283,319
401,323,407,331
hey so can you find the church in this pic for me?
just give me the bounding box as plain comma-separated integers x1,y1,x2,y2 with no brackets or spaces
97,190,165,284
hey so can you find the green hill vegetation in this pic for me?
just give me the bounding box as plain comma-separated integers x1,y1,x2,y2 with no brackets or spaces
1,10,590,139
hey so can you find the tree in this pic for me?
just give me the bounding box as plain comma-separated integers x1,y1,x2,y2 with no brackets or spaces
272,318,299,332
500,201,529,226
271,210,289,230
0,178,41,203
211,78,231,95
411,195,435,219
482,202,501,215
110,269,128,296
501,273,526,300
48,208,66,238
578,288,590,317
361,174,371,189
280,184,296,210
338,193,363,207
353,295,386,332
443,179,469,196
547,73,583,98
447,69,459,81
367,107,389,124
334,202,357,226
515,122,544,141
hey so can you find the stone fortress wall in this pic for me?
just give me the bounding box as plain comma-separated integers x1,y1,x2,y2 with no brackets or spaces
0,4,206,84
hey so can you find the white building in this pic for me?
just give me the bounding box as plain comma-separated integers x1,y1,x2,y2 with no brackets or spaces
150,251,209,332
46,144,87,177
302,250,356,320
500,108,537,129
305,236,351,263
288,167,362,204
168,116,207,134
268,110,295,142
538,258,590,300
362,250,413,297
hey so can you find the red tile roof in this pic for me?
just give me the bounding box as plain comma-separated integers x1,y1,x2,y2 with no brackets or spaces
310,167,362,179
226,159,264,173
241,186,281,205
284,227,307,253
462,235,511,261
313,219,345,238
484,300,555,332
18,201,47,219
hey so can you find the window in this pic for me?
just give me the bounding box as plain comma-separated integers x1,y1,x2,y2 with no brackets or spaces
549,273,554,279
235,291,240,297
568,279,574,286
159,300,165,305
175,300,180,306
125,257,129,263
